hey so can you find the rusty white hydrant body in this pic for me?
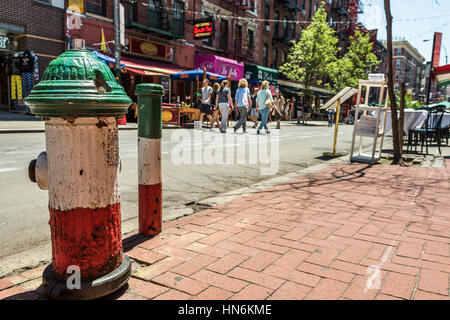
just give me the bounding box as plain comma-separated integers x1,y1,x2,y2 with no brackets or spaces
25,40,132,300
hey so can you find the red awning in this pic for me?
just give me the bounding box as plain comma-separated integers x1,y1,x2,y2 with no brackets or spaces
120,56,184,76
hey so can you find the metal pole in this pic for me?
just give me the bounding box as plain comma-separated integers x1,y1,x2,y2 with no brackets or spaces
332,98,341,154
426,33,437,106
114,0,121,85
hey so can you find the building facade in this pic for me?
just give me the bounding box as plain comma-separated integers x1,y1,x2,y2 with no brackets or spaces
387,41,425,98
0,0,66,112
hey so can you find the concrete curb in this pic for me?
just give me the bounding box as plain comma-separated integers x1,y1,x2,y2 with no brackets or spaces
0,127,138,134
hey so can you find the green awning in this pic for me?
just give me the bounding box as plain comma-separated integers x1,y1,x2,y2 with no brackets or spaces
244,64,278,85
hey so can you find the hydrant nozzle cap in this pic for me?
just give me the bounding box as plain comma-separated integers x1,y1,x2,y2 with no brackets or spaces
135,84,164,96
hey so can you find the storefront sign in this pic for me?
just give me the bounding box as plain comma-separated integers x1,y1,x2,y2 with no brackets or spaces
195,54,243,81
123,36,173,62
244,64,278,85
193,20,213,40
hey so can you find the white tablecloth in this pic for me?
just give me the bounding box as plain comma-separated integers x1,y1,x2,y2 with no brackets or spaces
384,110,428,135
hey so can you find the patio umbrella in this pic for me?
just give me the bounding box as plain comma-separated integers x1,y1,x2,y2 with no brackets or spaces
416,101,450,110
170,69,226,82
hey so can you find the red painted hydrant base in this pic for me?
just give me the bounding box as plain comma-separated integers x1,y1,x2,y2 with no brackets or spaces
138,183,162,236
49,203,123,279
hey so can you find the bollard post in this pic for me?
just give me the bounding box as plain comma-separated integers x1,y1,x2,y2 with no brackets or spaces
136,84,164,236
25,41,132,300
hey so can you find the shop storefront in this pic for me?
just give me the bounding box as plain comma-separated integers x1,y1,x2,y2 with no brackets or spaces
65,11,193,106
0,23,37,113
244,64,278,86
194,54,244,84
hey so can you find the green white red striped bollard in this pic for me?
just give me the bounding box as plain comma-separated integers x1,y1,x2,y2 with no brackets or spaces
136,84,164,236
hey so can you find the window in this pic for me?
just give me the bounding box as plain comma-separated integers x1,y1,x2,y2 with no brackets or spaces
247,29,254,49
282,51,287,64
291,19,296,39
283,17,288,37
264,4,271,30
274,11,279,37
246,0,257,16
86,0,107,16
35,0,64,8
220,19,229,51
395,71,399,80
148,0,162,29
396,60,401,69
172,0,184,38
263,43,268,67
397,48,401,55
272,48,278,69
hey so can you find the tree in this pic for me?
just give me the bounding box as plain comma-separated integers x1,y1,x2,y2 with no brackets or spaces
326,31,380,93
384,0,402,164
280,2,338,103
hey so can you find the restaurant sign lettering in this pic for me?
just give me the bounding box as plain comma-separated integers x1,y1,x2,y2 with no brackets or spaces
193,19,214,40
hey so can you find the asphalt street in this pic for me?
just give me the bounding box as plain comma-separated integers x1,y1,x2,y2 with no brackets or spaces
0,121,384,258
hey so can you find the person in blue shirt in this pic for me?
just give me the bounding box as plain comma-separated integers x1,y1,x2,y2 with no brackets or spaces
233,78,252,133
255,80,274,135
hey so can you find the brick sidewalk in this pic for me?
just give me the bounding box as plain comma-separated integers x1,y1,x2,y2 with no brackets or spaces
1,160,449,300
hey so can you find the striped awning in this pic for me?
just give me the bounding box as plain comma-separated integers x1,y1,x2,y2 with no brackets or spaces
434,64,450,87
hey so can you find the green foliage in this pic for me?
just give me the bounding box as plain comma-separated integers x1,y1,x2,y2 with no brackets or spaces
280,2,338,100
326,31,380,93
395,91,423,109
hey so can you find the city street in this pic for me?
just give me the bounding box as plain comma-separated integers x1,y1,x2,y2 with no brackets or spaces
0,121,380,259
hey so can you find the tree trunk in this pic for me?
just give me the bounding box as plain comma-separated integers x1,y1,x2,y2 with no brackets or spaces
384,0,402,164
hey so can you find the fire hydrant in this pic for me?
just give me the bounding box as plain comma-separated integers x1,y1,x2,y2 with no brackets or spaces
25,40,132,300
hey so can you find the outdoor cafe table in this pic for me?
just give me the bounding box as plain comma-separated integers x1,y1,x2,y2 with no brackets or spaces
384,109,450,134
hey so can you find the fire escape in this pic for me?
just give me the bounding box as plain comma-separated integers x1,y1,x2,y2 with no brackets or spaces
346,0,364,36
272,1,301,46
222,1,257,62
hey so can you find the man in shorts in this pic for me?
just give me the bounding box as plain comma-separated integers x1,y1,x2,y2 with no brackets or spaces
199,79,214,128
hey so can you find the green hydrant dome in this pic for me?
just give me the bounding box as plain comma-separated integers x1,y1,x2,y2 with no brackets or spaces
25,49,132,118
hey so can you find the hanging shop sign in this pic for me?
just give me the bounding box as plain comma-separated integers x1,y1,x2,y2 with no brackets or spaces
193,19,214,40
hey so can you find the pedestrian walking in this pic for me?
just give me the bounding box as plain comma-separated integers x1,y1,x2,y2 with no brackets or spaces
285,99,291,121
199,79,214,129
250,87,259,128
255,80,274,135
216,80,233,133
233,78,251,133
327,109,334,127
295,98,303,125
210,82,221,130
272,90,285,130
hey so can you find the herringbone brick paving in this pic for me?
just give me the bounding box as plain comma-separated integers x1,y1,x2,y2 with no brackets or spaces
1,160,449,300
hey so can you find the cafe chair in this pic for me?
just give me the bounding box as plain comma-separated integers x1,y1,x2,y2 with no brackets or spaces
408,106,445,155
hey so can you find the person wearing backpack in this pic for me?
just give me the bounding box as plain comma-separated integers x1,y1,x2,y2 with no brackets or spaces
233,78,252,133
216,80,233,133
255,80,274,135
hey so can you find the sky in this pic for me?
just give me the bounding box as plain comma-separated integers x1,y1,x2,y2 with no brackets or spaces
358,0,450,65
